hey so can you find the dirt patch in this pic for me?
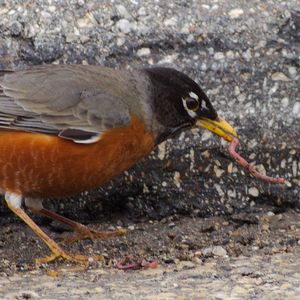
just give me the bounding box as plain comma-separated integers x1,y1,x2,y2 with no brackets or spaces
0,204,299,274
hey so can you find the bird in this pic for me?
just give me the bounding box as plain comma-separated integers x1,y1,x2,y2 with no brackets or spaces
0,65,236,264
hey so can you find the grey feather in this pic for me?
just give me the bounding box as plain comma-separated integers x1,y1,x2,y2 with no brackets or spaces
0,65,141,143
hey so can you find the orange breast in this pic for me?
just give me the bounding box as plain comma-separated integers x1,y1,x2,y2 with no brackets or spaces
0,116,154,198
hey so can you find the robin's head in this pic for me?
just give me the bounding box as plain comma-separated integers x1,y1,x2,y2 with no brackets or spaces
144,67,237,144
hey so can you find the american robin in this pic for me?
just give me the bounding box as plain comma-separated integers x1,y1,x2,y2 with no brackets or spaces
0,65,236,263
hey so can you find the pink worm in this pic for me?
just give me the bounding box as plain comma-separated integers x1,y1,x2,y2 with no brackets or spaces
228,138,285,184
116,256,158,270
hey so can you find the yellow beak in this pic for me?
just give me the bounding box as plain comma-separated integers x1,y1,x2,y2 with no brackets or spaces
196,116,237,142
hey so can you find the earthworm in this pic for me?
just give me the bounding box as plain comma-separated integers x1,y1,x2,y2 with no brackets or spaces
228,138,285,184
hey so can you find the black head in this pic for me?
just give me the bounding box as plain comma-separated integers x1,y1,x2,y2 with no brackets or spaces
144,67,218,143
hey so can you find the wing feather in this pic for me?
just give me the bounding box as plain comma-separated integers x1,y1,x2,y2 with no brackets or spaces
0,65,132,143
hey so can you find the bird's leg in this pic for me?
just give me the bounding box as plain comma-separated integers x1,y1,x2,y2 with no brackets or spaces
5,193,97,264
25,198,127,244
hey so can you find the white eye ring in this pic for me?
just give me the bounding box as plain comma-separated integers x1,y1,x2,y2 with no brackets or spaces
182,97,198,118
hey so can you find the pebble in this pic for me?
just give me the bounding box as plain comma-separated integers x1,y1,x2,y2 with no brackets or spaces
228,8,244,19
228,189,236,198
214,52,225,60
157,54,178,64
214,166,224,178
116,37,125,46
288,66,297,77
77,0,85,6
271,72,291,81
173,171,181,189
292,102,300,116
158,142,166,160
137,47,151,57
128,225,135,230
137,7,147,16
281,97,289,107
215,184,225,197
292,160,297,176
116,5,131,19
226,50,235,59
116,19,132,34
9,20,22,36
168,222,176,228
66,34,77,43
248,187,259,197
164,17,177,27
202,246,228,257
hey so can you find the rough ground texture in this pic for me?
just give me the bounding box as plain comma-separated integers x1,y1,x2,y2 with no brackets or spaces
0,0,299,299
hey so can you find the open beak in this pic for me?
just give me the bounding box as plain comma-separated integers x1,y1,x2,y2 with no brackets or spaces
196,116,237,142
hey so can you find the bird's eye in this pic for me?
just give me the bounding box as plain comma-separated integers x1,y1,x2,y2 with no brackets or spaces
185,97,199,111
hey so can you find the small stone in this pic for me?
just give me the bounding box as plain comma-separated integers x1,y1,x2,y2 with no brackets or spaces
137,47,151,57
158,141,166,160
168,222,176,228
214,52,225,60
128,225,135,231
137,7,147,16
228,8,244,19
292,102,300,116
243,49,252,61
214,166,224,178
288,66,297,77
292,179,300,186
281,97,289,107
262,224,269,231
116,19,132,34
228,189,236,198
80,35,90,43
173,171,181,189
77,14,97,28
292,160,297,176
164,17,177,27
237,93,246,103
255,164,266,176
116,37,125,46
281,159,286,169
226,50,235,59
186,34,194,43
66,34,77,43
157,53,178,64
143,183,149,194
234,86,240,96
9,20,22,36
212,246,227,257
248,187,259,197
116,5,130,19
271,72,291,82
215,184,224,197
202,246,227,257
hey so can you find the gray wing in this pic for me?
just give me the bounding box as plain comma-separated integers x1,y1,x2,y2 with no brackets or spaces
0,65,131,143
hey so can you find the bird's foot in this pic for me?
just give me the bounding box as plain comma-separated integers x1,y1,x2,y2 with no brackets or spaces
62,225,128,244
36,249,105,265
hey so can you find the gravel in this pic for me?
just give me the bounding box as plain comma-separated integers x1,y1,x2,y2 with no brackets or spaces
0,0,299,298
